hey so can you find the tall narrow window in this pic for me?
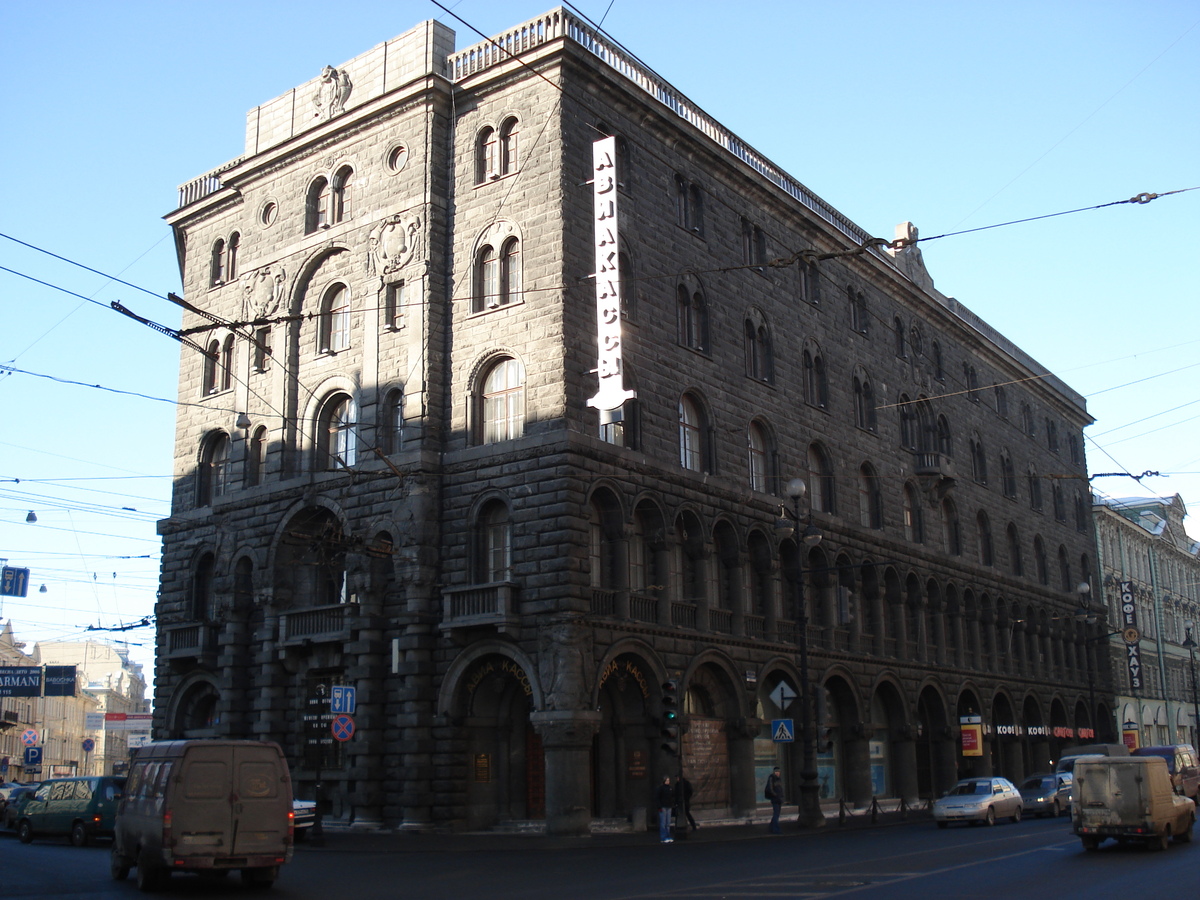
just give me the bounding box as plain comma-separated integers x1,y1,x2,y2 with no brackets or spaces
226,232,240,281
977,512,994,566
994,385,1008,418
903,482,923,543
246,426,267,487
319,284,351,353
965,364,980,401
688,183,704,234
931,341,944,381
850,288,868,334
305,177,330,233
803,344,827,408
744,315,772,381
1034,536,1048,585
970,435,987,484
502,237,521,305
853,369,876,431
211,238,226,287
748,421,768,493
937,415,952,457
1000,449,1016,498
741,218,765,267
481,357,524,443
322,396,357,469
894,317,906,357
1028,468,1043,511
679,394,705,472
1007,523,1023,576
1052,482,1067,522
383,281,405,330
499,117,519,175
674,174,688,227
942,497,961,555
476,500,511,582
677,286,708,352
476,127,497,182
253,326,272,372
859,463,882,529
898,394,916,449
382,388,404,454
331,166,354,223
807,443,835,514
198,432,232,506
801,260,820,305
203,340,220,395
190,554,215,621
220,335,235,392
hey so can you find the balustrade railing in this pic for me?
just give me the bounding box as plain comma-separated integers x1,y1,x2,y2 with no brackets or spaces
672,602,698,630
442,582,518,628
590,589,617,617
629,592,658,623
709,608,733,634
745,615,765,640
177,158,243,208
281,603,350,642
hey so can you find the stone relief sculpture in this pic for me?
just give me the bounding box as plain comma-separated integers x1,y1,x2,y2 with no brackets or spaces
313,65,353,121
366,214,423,279
241,265,287,322
538,618,592,711
888,221,935,293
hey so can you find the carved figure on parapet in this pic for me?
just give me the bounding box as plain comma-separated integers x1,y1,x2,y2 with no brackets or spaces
241,265,287,321
313,65,353,121
888,221,935,293
366,214,423,279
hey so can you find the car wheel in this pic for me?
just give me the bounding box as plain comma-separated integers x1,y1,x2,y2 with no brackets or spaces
1176,818,1193,843
17,820,33,844
1011,805,1022,824
136,849,169,893
984,807,996,826
1050,800,1060,818
1151,828,1170,851
70,822,89,847
110,846,131,881
241,866,279,889
1081,835,1101,852
937,821,948,829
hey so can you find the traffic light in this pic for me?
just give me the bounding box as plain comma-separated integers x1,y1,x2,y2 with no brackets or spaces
661,679,680,756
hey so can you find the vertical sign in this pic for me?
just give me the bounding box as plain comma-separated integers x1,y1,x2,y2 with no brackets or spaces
1120,580,1142,690
960,715,983,757
1,567,30,597
586,136,636,414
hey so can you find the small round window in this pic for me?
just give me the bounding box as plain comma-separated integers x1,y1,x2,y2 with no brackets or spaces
260,200,278,226
386,143,409,174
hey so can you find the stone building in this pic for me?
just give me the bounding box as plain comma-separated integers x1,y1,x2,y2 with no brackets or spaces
1093,494,1200,749
157,8,1106,833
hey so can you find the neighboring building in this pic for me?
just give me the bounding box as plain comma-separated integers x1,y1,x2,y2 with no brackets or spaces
34,641,149,775
1093,495,1200,750
0,620,37,779
157,9,1103,834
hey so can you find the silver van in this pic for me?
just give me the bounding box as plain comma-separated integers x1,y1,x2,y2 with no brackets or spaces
110,740,294,891
1073,755,1195,851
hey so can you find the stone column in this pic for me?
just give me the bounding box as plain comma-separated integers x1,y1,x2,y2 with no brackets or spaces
530,710,602,835
726,717,760,817
843,726,874,807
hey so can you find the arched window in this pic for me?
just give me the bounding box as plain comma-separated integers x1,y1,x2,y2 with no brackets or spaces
936,415,952,456
1001,449,1017,498
499,117,520,175
1052,482,1067,522
220,334,235,391
210,238,226,287
305,176,330,233
382,388,404,454
807,443,835,514
677,286,708,351
677,512,707,602
1028,468,1043,511
859,463,882,529
1074,490,1088,532
894,317,906,357
965,364,979,401
476,126,497,182
226,232,239,281
803,343,828,409
970,434,987,484
233,556,254,609
898,394,916,449
903,482,923,543
1059,545,1072,591
748,420,770,492
942,497,961,555
502,236,521,305
931,341,944,380
197,432,231,505
246,425,267,487
1034,536,1048,584
679,393,707,472
800,259,820,305
1007,523,1023,576
850,288,868,334
977,511,994,566
319,395,357,469
475,499,511,583
994,384,1008,418
853,369,876,431
203,340,220,395
481,357,525,443
474,239,521,311
331,166,354,223
1021,403,1035,435
190,553,215,621
744,316,772,382
318,284,351,353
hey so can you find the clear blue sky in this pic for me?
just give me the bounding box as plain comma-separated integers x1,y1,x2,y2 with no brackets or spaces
2,1,1197,680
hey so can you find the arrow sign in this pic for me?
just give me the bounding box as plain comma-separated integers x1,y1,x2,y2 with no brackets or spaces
772,719,795,742
770,681,797,712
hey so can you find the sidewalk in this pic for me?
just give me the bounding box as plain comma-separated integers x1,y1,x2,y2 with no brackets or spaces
301,800,931,854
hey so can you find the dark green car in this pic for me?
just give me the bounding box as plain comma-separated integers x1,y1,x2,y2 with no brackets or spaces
15,776,126,846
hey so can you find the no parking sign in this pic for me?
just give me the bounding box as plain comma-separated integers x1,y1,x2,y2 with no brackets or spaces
331,715,355,742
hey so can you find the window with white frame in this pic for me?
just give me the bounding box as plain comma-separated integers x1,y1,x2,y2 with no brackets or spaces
476,499,511,583
320,395,357,469
318,284,351,353
481,357,524,444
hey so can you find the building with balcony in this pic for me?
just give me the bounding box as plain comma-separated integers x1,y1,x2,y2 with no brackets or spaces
156,8,1104,833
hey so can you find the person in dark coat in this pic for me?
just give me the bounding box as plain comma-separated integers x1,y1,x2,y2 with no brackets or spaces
766,766,783,834
676,774,698,831
656,775,675,843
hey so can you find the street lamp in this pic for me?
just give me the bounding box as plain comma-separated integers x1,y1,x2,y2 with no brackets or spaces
780,477,825,829
1183,622,1200,749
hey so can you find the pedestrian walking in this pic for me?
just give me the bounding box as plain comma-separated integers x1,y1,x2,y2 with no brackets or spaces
676,774,699,831
765,766,783,833
656,775,676,842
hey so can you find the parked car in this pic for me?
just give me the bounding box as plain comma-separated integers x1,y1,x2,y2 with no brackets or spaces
2,786,38,830
933,776,1023,827
1074,755,1195,850
15,776,126,846
293,799,316,839
1056,743,1130,776
1133,745,1200,800
1020,772,1072,817
111,740,294,891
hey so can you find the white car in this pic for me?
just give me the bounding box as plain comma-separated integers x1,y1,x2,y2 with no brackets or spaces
933,776,1023,827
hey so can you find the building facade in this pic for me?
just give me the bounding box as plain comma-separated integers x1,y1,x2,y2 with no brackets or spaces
1093,495,1200,750
157,9,1108,833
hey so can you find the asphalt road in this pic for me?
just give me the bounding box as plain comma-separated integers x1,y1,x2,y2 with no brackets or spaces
1,815,1192,899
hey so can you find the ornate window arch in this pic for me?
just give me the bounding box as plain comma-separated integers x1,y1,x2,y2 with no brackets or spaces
305,176,330,232
317,393,357,469
478,356,525,444
197,431,231,506
679,392,709,472
318,283,351,353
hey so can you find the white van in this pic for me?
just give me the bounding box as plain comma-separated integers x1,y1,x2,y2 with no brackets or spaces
110,740,294,891
1073,756,1195,851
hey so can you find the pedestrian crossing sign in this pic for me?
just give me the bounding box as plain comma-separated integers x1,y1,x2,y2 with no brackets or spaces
771,718,794,742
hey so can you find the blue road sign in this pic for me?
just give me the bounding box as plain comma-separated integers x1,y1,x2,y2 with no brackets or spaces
331,685,357,715
82,738,96,753
331,715,355,742
24,746,43,766
771,719,795,743
1,567,30,598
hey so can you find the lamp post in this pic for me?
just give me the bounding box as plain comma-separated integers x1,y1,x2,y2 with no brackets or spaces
1184,622,1200,749
781,477,825,829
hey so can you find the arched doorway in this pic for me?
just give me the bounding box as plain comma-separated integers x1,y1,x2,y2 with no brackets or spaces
992,693,1021,782
594,653,653,819
683,664,739,813
869,681,913,799
168,677,221,738
916,685,954,799
1023,695,1050,775
460,654,539,829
